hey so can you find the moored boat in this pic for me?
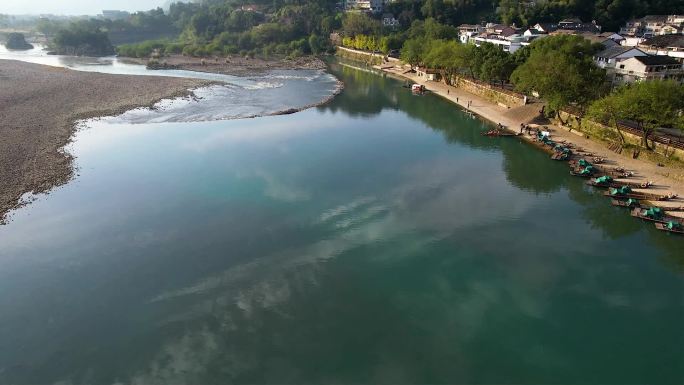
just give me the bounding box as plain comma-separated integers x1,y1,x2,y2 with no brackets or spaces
611,198,640,208
606,188,678,201
481,129,520,137
654,221,684,235
630,207,678,223
587,175,653,189
603,186,677,202
570,165,598,177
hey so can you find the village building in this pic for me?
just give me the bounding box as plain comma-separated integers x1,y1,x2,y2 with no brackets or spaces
637,34,684,58
457,24,484,44
471,23,531,53
594,46,648,69
382,13,399,28
526,22,558,35
553,18,601,33
415,67,439,81
611,55,684,84
619,15,684,37
345,0,384,13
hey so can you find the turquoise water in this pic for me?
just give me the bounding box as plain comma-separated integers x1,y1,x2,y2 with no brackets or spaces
0,60,682,384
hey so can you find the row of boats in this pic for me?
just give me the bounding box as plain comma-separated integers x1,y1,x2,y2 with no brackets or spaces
533,131,684,235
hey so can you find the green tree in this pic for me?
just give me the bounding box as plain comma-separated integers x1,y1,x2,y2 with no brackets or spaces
400,38,425,66
511,35,606,121
4,33,33,50
423,39,461,83
471,43,517,85
341,12,380,37
587,81,684,150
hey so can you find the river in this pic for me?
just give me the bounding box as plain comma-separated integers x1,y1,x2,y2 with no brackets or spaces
0,55,682,384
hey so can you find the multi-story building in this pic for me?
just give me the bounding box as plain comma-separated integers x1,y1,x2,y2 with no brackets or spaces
594,46,648,70
472,33,531,53
612,55,684,84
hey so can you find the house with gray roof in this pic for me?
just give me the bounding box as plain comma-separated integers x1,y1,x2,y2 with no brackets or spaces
594,46,648,69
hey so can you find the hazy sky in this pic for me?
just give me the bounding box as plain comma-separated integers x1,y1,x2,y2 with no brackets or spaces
2,0,166,15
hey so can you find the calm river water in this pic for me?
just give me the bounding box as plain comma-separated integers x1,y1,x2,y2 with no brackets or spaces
0,58,682,384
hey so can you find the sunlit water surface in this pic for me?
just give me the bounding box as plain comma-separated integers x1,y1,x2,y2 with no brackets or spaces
0,57,682,384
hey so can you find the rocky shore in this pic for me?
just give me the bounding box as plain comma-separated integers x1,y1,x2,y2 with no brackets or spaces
0,59,211,223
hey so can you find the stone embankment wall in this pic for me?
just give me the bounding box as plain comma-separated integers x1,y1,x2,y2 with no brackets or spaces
452,76,526,109
558,110,684,161
335,46,383,65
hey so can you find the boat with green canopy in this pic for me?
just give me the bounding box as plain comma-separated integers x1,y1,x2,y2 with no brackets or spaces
611,198,640,208
605,186,677,201
654,221,684,234
587,175,654,189
630,207,677,223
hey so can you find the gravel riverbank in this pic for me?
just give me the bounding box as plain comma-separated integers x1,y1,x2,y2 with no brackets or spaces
0,59,210,223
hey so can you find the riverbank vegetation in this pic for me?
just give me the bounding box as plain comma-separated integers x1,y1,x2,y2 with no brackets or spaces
50,23,115,56
588,81,684,149
3,32,33,50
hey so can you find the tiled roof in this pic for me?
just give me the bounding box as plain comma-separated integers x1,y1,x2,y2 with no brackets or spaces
640,34,684,48
634,55,681,66
595,46,642,59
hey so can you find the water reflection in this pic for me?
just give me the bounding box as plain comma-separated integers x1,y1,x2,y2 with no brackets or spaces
0,60,682,385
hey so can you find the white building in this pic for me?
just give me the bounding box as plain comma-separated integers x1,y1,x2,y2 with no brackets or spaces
345,0,384,13
472,33,531,53
619,15,684,37
457,24,484,44
612,55,684,84
594,46,648,69
382,13,399,28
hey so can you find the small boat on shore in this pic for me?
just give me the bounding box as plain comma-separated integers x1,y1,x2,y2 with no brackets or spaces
587,176,653,189
630,207,676,223
411,84,425,94
551,144,572,161
611,198,641,208
552,151,571,161
481,129,520,137
655,221,684,235
570,165,598,177
606,186,678,201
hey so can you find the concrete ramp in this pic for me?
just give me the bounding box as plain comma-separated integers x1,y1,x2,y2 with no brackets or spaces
503,102,547,124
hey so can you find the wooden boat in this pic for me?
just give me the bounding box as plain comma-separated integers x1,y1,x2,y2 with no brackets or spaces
654,222,684,235
551,152,571,161
611,198,641,208
568,160,633,178
605,191,677,201
572,168,635,179
630,207,676,223
481,129,520,137
586,177,653,189
643,202,684,212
